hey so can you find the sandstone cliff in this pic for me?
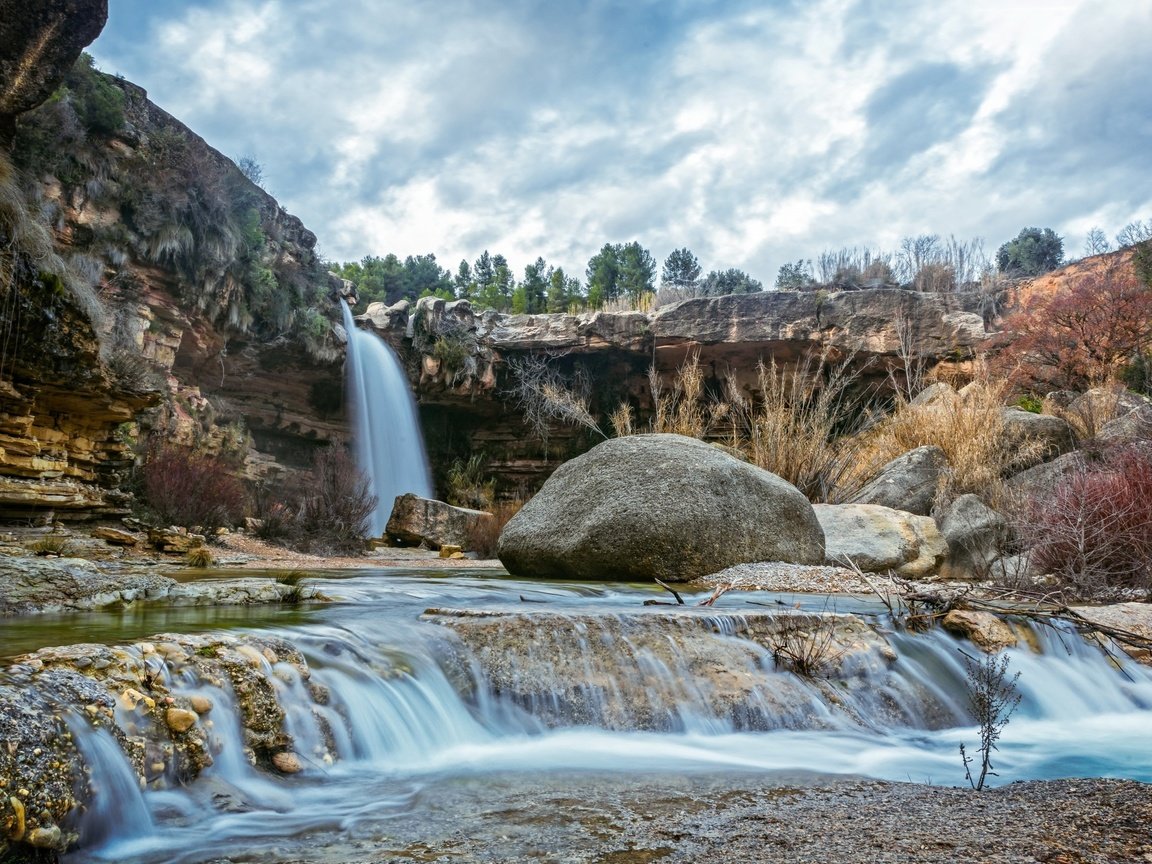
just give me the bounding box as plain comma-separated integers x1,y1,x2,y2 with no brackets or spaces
0,13,347,520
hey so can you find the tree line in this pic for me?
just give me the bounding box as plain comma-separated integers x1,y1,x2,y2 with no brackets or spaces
335,245,763,312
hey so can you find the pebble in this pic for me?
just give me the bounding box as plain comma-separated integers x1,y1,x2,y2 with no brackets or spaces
271,752,302,774
27,823,61,848
189,695,213,714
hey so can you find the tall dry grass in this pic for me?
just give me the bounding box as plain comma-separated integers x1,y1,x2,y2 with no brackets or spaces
839,368,1045,509
648,353,730,439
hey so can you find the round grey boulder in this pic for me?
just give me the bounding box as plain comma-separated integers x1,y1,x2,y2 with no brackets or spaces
497,433,825,582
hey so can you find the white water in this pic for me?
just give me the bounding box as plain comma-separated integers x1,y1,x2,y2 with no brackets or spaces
340,301,432,536
9,575,1149,863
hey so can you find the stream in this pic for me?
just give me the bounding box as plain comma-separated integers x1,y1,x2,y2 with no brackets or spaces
3,568,1151,863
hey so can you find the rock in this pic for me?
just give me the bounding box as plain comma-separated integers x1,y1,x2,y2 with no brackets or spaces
941,610,1018,652
90,526,138,546
26,823,62,848
813,503,946,579
1066,387,1150,435
0,0,109,142
1070,602,1152,663
937,494,1009,580
271,751,302,774
148,527,206,554
165,708,198,733
0,556,176,614
847,445,946,516
1005,451,1085,505
423,607,893,730
497,434,824,582
1000,408,1076,470
1097,405,1152,445
188,695,213,714
439,544,463,558
386,495,495,551
910,381,960,407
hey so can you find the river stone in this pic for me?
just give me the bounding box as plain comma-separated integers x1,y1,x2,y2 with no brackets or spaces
271,751,303,774
0,556,176,614
497,434,824,582
937,494,1009,580
813,503,946,579
386,494,494,550
846,445,946,516
165,707,198,733
941,610,1018,652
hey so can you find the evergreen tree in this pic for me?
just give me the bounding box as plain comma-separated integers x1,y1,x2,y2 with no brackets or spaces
661,247,701,290
996,227,1064,277
586,243,622,309
699,268,763,296
522,257,548,313
454,259,473,298
619,241,656,303
547,266,579,312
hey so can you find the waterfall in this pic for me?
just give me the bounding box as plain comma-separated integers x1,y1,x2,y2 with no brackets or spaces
341,300,433,536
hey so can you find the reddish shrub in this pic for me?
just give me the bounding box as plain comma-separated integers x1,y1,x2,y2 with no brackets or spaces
998,264,1152,390
293,447,376,554
1028,445,1152,596
141,441,248,533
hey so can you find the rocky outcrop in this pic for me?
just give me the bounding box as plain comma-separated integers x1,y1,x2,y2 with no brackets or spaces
366,289,989,496
0,554,311,615
0,0,107,144
0,632,319,854
497,434,825,582
385,493,494,550
813,503,946,579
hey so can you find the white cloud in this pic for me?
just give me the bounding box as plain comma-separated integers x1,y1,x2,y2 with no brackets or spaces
91,0,1152,284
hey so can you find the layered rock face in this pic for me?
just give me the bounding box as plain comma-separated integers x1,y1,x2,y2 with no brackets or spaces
0,16,347,519
365,290,988,494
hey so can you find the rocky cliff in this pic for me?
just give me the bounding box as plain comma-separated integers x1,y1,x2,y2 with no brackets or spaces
363,289,988,494
0,8,347,520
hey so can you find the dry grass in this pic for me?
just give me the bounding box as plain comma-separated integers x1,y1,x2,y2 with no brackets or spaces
649,353,729,439
731,353,869,502
840,368,1045,509
466,498,525,558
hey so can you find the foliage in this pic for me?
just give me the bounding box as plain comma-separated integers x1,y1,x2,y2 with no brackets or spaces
959,651,1022,791
698,268,763,296
996,263,1152,390
729,353,869,501
236,155,264,188
293,447,377,554
775,259,816,291
185,547,215,568
445,454,496,510
769,609,847,679
340,253,454,306
648,353,727,439
465,498,524,558
504,354,605,444
140,440,248,534
586,241,655,308
995,227,1063,278
660,248,701,291
1026,444,1152,597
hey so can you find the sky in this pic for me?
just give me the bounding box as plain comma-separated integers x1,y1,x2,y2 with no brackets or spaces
90,0,1152,286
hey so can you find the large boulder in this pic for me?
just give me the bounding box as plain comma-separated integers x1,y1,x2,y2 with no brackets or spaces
847,445,946,516
496,434,824,582
937,494,1009,580
386,493,494,551
1005,451,1085,504
813,503,947,579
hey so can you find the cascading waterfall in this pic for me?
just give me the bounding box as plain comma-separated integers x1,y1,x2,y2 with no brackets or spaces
340,300,432,536
5,576,1151,863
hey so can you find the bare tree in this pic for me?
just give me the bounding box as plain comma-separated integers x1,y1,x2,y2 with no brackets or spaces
959,650,1022,791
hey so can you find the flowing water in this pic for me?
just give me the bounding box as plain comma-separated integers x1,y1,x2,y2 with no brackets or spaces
3,571,1151,863
340,301,432,536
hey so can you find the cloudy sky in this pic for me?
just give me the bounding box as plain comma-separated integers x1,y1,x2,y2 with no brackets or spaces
91,0,1152,285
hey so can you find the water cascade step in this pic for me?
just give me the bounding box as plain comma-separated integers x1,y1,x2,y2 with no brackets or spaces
2,578,1151,862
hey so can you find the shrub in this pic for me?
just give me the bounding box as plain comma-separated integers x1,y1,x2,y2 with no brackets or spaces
185,547,214,568
445,454,495,510
293,447,376,554
140,440,248,534
1026,445,1152,597
465,498,524,558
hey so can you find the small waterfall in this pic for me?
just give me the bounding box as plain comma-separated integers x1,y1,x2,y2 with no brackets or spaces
340,300,432,536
